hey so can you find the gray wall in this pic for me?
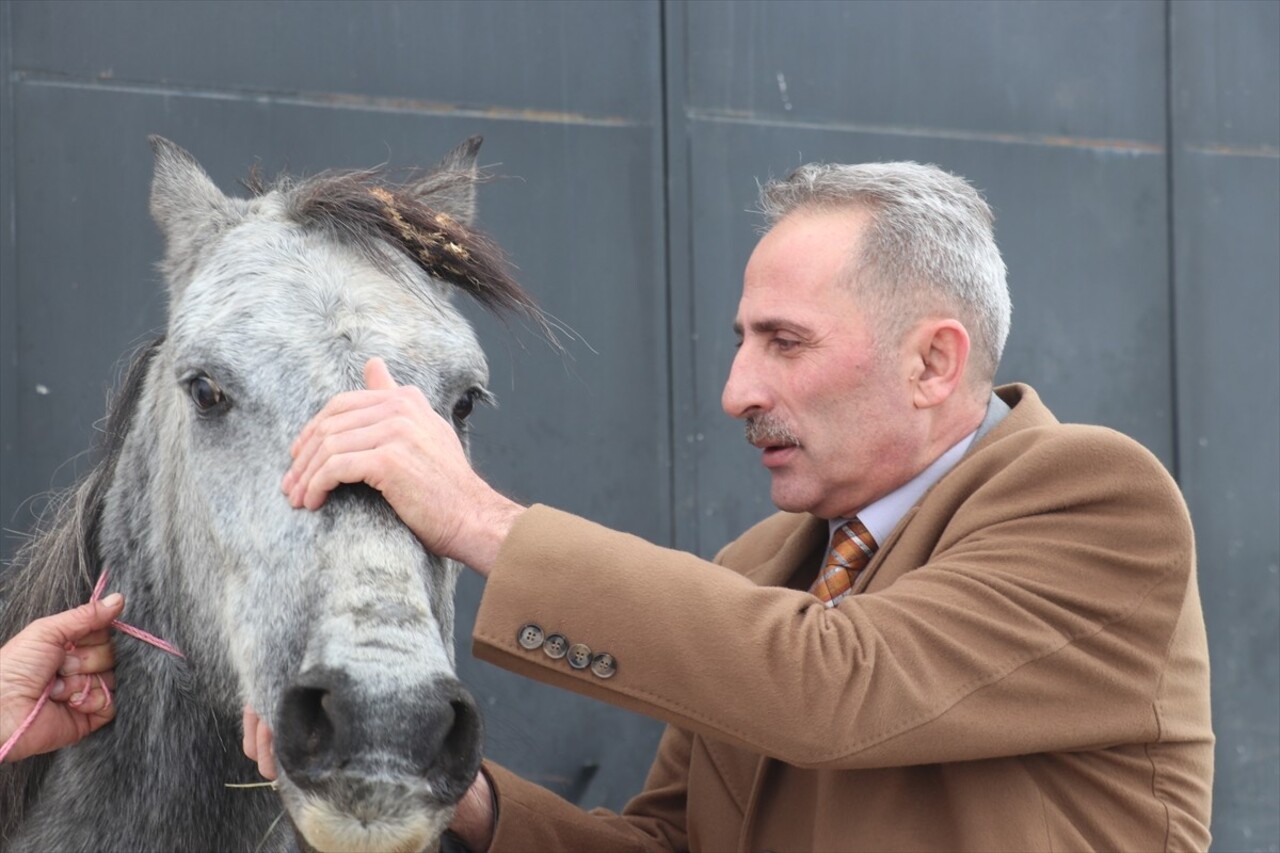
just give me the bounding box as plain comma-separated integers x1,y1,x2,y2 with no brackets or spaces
1,1,1276,848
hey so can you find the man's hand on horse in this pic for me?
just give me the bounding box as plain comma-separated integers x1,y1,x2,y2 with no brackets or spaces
282,357,524,576
0,595,124,762
241,704,277,781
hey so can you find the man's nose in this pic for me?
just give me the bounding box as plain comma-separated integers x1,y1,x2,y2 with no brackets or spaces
722,345,766,419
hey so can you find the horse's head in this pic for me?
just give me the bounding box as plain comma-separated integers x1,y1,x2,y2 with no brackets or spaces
141,137,529,851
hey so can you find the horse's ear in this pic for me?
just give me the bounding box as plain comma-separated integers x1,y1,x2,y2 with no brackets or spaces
148,136,241,296
408,135,482,226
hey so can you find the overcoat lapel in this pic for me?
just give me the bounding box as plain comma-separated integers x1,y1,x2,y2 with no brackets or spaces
739,514,827,589
697,512,826,845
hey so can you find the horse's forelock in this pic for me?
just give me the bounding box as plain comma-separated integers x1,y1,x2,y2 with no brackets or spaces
278,170,555,341
0,336,164,842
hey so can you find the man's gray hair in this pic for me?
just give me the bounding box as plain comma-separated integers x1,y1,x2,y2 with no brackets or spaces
758,161,1011,382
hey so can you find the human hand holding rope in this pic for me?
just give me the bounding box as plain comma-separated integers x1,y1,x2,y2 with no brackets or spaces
0,595,124,762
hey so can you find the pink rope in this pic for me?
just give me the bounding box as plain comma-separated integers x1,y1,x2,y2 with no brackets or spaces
91,570,184,660
0,567,183,762
0,683,54,763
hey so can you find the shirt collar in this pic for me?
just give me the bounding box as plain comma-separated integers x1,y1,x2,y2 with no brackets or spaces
825,388,1011,546
829,428,976,547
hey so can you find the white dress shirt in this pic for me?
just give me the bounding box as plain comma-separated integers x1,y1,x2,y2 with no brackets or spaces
825,392,1011,551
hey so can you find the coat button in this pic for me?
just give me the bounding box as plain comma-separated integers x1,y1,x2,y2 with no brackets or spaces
590,653,616,679
567,643,592,670
517,624,544,650
542,633,568,659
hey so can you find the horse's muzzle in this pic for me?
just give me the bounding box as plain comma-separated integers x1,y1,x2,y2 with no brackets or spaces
276,666,483,805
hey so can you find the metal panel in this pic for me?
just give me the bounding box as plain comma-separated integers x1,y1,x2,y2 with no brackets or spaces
685,0,1167,142
664,0,702,555
1172,3,1280,849
10,0,659,121
1175,149,1280,853
0,3,16,530
1172,0,1280,149
1,0,668,810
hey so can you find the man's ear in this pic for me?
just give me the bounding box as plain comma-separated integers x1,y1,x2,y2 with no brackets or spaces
909,318,971,409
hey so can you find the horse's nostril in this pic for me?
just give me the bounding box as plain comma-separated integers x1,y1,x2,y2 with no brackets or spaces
277,683,340,776
417,689,484,802
274,670,482,803
444,698,482,764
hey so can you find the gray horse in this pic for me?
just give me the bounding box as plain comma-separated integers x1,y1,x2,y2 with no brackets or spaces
0,136,541,852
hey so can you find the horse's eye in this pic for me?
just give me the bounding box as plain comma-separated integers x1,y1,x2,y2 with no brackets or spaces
188,375,226,412
452,389,478,423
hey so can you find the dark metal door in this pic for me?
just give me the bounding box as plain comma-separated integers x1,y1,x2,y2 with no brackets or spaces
2,1,1275,846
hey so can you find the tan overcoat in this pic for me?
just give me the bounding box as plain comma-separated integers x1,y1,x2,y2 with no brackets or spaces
471,385,1214,851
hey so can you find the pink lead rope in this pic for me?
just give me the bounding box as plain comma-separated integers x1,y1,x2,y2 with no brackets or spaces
88,568,184,659
0,567,183,762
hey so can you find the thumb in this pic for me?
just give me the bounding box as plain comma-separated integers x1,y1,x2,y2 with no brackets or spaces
31,594,125,647
364,357,398,391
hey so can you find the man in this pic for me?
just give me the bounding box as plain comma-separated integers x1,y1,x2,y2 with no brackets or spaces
269,162,1214,850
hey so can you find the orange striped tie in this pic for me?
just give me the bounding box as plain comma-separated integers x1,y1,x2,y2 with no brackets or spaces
810,518,877,607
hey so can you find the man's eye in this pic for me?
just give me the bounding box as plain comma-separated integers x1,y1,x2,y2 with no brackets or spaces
773,337,799,351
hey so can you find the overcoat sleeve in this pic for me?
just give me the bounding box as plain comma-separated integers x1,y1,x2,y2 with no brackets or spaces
472,416,1202,771
482,726,693,851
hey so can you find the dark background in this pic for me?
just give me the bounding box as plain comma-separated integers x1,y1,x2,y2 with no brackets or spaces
1,1,1276,848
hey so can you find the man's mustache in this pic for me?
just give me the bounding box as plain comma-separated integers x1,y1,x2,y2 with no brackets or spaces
744,414,801,448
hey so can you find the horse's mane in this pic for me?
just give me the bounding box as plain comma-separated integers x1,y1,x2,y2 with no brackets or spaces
0,337,163,842
259,167,558,344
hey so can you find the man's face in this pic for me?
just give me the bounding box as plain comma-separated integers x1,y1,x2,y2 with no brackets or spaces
722,207,922,519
